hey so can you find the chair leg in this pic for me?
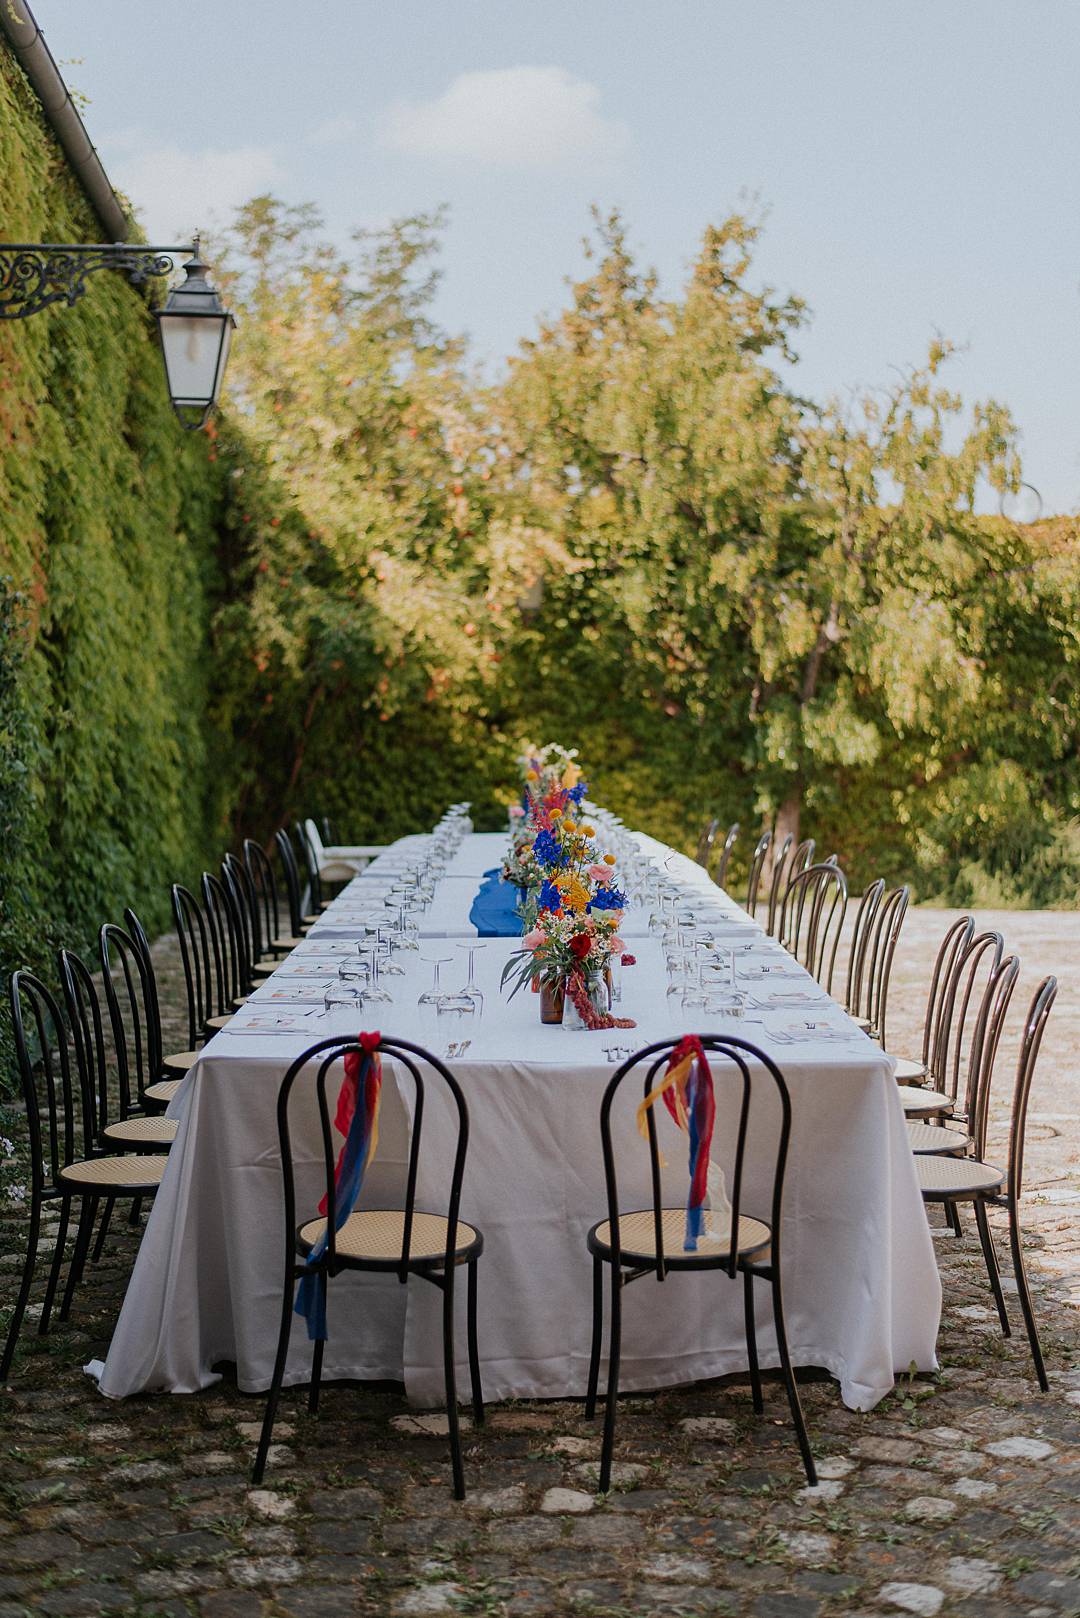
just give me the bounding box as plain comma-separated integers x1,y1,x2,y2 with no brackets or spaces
1008,1202,1048,1392
466,1257,484,1425
743,1267,764,1415
91,1197,116,1264
58,1196,97,1323
770,1272,816,1486
0,1197,41,1381
253,1263,299,1484
947,1201,964,1237
585,1253,604,1420
309,1274,326,1416
974,1199,1011,1337
38,1195,72,1337
442,1268,465,1501
598,1263,623,1495
128,1196,143,1228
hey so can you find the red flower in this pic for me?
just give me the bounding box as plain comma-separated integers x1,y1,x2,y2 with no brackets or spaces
570,933,592,960
621,953,636,967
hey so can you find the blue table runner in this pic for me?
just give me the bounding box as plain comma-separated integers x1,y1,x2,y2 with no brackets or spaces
469,868,524,937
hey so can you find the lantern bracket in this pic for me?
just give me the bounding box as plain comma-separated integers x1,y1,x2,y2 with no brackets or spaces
0,242,194,320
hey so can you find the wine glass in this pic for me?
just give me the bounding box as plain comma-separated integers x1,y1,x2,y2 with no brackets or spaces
456,942,486,1017
359,945,393,1004
322,978,365,1019
417,957,452,1032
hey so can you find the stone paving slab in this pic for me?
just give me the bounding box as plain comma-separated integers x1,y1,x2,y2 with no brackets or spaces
1,909,1078,1617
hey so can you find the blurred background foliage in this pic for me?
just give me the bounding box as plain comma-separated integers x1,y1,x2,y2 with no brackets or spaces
2,39,1079,1088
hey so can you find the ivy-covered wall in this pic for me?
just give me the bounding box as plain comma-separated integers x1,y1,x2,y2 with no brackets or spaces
0,45,226,1074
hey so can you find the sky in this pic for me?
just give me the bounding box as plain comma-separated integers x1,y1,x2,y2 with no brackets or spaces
41,0,1080,514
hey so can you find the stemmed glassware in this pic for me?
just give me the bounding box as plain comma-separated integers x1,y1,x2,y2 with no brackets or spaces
359,944,393,1003
417,957,452,1030
456,942,486,1017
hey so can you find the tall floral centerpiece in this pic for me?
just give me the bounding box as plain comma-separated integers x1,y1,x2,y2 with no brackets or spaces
500,799,636,1031
501,742,590,931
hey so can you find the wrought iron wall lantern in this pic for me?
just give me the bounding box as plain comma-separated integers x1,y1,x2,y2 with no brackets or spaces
0,237,235,430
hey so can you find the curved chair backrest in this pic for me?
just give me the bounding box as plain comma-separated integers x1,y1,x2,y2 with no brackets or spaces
844,879,885,1021
941,929,1004,1112
296,821,326,912
790,839,816,879
10,971,84,1193
202,870,244,1012
765,834,795,937
222,853,257,980
100,922,159,1116
714,824,739,892
745,831,772,916
964,951,1020,1161
58,948,109,1149
275,1034,470,1284
172,882,214,1048
244,838,281,960
921,915,975,1081
1007,976,1058,1206
779,863,849,994
598,1035,792,1282
275,827,305,938
321,816,338,845
862,884,909,1049
304,819,326,862
694,817,721,872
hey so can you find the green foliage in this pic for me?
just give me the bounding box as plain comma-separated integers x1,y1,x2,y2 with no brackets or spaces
0,49,225,1087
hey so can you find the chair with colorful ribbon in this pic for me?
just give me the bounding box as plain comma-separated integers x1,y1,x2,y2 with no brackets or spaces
252,1033,484,1499
584,1034,816,1493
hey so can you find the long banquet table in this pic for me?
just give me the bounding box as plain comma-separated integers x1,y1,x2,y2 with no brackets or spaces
92,828,941,1411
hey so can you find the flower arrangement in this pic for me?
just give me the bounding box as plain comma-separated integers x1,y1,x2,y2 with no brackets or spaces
500,800,636,1030
518,741,589,820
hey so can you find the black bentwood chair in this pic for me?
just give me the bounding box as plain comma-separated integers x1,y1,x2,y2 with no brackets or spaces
778,863,849,994
122,906,202,1099
764,834,795,938
901,928,1003,1124
275,827,320,937
892,915,974,1098
745,831,772,917
244,838,305,959
1,973,167,1381
584,1036,816,1493
694,817,721,873
714,823,740,892
253,1035,485,1499
918,975,1056,1389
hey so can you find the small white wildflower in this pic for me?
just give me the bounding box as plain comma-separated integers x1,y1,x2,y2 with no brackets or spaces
0,1137,14,1157
6,1183,27,1205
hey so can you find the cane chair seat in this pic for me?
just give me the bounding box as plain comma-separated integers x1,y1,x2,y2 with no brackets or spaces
144,1078,183,1107
590,1208,772,1266
855,1016,872,1034
894,1056,927,1083
298,1208,481,1265
907,1121,970,1156
206,1014,233,1031
897,1085,954,1116
162,1049,199,1077
272,934,305,953
916,1153,1003,1199
59,1154,169,1191
103,1115,178,1148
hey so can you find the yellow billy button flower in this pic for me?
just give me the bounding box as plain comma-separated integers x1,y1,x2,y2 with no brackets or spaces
603,853,617,865
563,820,576,834
582,825,596,838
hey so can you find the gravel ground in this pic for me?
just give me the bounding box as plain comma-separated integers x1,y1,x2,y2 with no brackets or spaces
1,904,1078,1618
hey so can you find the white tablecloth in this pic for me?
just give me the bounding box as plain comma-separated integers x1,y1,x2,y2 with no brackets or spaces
93,830,940,1410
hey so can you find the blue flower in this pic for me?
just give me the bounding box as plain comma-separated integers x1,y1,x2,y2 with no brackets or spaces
588,885,626,912
567,781,589,805
532,828,566,868
539,879,562,911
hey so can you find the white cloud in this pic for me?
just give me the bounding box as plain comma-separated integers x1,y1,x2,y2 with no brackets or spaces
382,66,630,170
305,115,358,147
102,138,286,241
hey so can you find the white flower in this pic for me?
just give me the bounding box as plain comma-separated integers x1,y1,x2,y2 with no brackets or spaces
0,1137,14,1158
6,1184,27,1205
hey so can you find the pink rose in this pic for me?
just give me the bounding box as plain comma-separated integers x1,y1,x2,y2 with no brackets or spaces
509,805,525,818
587,863,611,883
523,928,544,950
608,936,626,954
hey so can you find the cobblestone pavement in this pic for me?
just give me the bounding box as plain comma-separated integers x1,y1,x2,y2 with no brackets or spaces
1,907,1079,1618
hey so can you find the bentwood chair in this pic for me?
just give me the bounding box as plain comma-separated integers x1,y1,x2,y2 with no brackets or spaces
900,928,1002,1123
244,838,304,958
1,973,167,1381
302,819,385,885
296,822,330,915
844,880,885,1028
714,824,740,892
847,884,910,1048
201,871,250,1021
890,915,973,1093
918,974,1055,1389
585,1036,816,1491
121,908,200,1110
223,853,278,980
764,835,795,937
778,864,848,994
694,817,721,872
790,838,816,880
253,1035,485,1499
745,831,772,917
275,828,319,938
172,882,233,1055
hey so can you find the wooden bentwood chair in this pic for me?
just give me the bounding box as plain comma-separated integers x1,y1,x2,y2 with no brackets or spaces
778,863,848,994
253,1035,485,1499
918,975,1057,1389
1,973,167,1381
694,816,721,872
585,1036,816,1493
745,831,772,916
714,823,740,892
